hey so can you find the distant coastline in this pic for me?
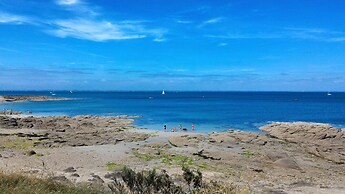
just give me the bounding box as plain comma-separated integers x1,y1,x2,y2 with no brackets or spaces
0,95,70,103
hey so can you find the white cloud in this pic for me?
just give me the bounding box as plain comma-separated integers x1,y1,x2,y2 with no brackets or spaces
176,20,192,24
49,19,165,41
0,2,166,42
0,12,31,24
207,27,345,42
198,17,223,28
56,0,79,5
56,0,99,16
203,17,223,24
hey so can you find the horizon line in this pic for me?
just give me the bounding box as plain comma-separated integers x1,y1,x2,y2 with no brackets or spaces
0,90,344,93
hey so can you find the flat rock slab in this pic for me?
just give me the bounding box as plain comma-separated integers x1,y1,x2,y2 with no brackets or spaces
261,122,345,164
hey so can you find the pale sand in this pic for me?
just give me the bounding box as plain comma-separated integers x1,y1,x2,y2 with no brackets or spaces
0,129,198,183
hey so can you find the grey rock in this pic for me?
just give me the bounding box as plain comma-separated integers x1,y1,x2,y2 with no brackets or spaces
64,167,76,173
26,150,36,156
273,158,301,170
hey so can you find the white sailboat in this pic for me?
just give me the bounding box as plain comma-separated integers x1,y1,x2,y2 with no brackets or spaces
327,92,332,96
162,90,165,95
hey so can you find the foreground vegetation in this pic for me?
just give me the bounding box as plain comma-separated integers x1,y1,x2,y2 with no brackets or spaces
0,172,101,194
0,166,237,194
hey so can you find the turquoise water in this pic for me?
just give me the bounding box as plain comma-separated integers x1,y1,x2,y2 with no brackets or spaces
1,91,345,132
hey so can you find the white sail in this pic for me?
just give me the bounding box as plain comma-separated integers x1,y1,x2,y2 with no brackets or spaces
162,90,165,95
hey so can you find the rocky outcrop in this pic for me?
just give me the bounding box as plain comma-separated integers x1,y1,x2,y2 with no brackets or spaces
0,115,134,130
0,95,69,103
261,122,345,164
208,130,269,146
0,115,149,148
168,135,204,147
0,110,22,115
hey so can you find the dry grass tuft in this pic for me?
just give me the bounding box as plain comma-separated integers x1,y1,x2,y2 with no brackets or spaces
0,172,102,194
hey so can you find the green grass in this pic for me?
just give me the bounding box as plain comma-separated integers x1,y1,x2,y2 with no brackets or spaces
2,138,35,150
35,153,44,157
132,150,155,161
196,162,210,170
132,149,210,169
241,150,255,157
0,172,103,194
105,162,125,171
161,154,194,167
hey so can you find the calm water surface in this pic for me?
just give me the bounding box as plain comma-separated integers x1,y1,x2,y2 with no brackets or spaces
1,91,345,132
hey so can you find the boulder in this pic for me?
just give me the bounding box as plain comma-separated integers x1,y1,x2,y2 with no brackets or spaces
273,157,301,170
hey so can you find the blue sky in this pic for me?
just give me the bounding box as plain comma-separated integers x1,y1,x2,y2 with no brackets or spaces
0,0,344,91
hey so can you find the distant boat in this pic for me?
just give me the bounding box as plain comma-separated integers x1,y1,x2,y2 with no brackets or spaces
327,92,332,96
162,90,165,95
51,93,56,96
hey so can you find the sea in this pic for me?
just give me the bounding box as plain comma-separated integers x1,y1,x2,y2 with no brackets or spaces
1,91,345,133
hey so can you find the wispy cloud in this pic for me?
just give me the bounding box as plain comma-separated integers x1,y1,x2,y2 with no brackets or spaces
0,1,166,42
176,20,193,24
153,37,167,42
0,47,17,52
56,0,79,5
207,27,345,42
0,11,32,24
51,0,166,42
203,17,223,24
49,17,166,41
49,19,148,41
55,0,99,16
198,17,223,28
0,66,93,77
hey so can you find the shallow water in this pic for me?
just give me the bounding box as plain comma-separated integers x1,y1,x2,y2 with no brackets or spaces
1,91,345,132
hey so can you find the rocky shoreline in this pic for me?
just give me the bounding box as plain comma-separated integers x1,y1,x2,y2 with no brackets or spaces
0,95,69,103
0,113,344,193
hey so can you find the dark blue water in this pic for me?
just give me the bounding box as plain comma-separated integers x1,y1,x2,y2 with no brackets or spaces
1,91,345,132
